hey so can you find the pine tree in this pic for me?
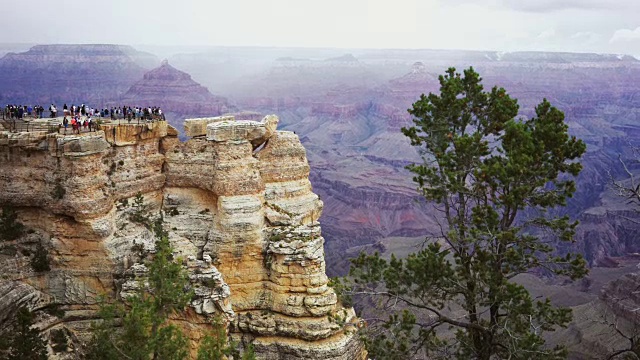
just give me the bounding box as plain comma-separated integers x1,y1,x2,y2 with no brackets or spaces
88,219,255,359
3,307,48,360
87,220,192,360
341,67,588,359
197,316,233,360
86,214,255,360
241,344,256,360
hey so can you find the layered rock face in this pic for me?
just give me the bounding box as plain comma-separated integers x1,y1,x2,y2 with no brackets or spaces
0,44,157,104
0,116,365,359
121,60,233,120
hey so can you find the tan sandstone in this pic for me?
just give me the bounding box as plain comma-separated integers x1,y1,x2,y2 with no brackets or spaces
0,116,366,359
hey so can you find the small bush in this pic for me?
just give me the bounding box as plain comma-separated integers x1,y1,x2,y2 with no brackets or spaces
0,245,17,256
131,243,145,255
2,307,48,359
167,207,179,217
202,278,218,288
242,343,257,360
130,193,150,227
268,233,285,242
31,243,51,272
0,206,24,241
328,277,353,308
50,328,68,353
43,303,65,319
106,162,116,176
117,198,129,211
52,183,66,200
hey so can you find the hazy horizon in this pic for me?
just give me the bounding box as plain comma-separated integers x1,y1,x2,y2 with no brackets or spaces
1,0,639,57
1,43,639,61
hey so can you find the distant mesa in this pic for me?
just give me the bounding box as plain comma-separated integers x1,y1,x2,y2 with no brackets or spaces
275,56,311,62
0,44,157,104
2,44,158,69
325,53,359,62
493,51,640,63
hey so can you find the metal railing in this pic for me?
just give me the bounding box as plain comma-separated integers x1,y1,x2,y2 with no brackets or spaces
2,110,52,120
1,110,167,134
107,114,166,123
1,120,59,133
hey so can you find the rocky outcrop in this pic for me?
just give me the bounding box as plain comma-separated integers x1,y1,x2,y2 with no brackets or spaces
0,116,365,359
600,272,640,324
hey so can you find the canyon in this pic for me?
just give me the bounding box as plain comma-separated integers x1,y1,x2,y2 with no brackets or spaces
1,44,640,358
191,49,640,274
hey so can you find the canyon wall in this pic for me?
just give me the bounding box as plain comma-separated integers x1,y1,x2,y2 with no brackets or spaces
219,52,640,273
0,117,365,359
0,44,157,105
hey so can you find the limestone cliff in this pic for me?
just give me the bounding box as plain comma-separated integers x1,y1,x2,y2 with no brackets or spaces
0,116,365,359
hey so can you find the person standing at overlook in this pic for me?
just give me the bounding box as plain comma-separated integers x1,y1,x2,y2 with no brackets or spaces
62,117,68,134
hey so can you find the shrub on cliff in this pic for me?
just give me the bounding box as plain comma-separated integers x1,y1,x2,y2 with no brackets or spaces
0,307,48,360
129,192,151,227
197,315,244,360
30,242,51,272
340,67,587,359
87,220,192,360
0,206,24,241
87,219,254,360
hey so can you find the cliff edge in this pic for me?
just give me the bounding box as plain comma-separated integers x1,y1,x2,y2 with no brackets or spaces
0,116,365,359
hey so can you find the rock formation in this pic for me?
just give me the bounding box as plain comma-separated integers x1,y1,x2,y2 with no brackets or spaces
121,60,232,120
0,116,365,359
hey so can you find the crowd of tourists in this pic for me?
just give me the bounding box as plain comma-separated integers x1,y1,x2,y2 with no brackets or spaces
3,103,165,121
60,104,165,122
2,103,166,134
3,104,47,119
61,116,98,134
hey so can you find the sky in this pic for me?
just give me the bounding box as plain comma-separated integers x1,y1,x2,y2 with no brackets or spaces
1,0,640,56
